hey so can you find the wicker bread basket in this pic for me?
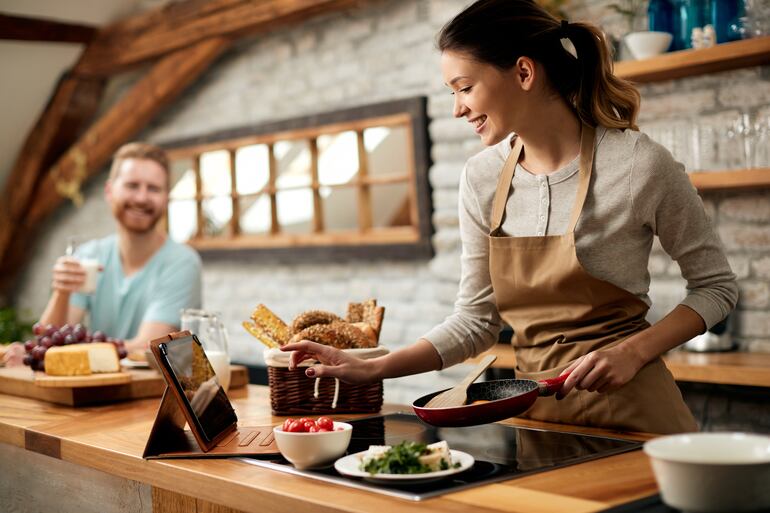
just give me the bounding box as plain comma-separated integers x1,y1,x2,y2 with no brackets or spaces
265,347,388,415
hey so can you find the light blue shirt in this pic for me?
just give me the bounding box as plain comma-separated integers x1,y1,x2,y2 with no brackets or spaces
70,235,202,339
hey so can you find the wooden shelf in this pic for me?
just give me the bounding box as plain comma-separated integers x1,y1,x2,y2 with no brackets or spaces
471,344,770,388
615,36,770,83
690,168,770,191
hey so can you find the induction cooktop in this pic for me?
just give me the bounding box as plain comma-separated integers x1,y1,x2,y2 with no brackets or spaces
241,412,642,501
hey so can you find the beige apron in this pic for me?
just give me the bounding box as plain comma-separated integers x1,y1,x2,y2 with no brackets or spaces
488,124,697,434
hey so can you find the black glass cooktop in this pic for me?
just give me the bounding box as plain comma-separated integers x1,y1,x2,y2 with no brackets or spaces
242,412,642,501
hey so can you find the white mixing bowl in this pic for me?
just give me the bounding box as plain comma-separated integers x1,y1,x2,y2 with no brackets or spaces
644,432,770,512
625,31,673,60
273,421,352,470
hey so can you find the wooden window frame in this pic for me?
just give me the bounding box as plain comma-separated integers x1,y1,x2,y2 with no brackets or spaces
163,97,433,261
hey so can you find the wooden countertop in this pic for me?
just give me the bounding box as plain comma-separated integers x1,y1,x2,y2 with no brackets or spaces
0,385,659,513
474,344,770,388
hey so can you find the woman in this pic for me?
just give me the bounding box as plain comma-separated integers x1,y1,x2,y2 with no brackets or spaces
282,0,737,433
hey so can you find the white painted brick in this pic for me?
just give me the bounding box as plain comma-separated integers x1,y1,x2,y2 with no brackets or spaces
719,193,770,222
728,254,751,279
430,117,475,141
719,224,770,251
376,1,419,31
737,280,770,309
433,188,459,210
429,252,461,281
736,310,770,337
432,227,461,252
433,208,459,228
429,161,464,188
752,255,770,279
432,142,468,162
718,77,770,108
636,90,717,120
428,93,454,118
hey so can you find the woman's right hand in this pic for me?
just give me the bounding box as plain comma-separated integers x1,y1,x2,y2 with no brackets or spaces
51,257,85,294
281,340,379,384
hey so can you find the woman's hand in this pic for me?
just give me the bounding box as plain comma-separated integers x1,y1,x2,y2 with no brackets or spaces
281,340,379,384
2,342,25,367
556,343,646,399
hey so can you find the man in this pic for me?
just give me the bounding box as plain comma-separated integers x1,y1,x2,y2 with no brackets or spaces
5,142,201,364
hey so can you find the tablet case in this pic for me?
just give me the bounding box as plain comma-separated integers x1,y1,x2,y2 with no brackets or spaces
143,331,279,459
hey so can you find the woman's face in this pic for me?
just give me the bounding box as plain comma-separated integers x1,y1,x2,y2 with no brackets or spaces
441,50,529,146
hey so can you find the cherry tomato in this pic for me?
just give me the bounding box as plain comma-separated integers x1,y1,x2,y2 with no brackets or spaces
282,418,293,431
303,420,317,432
298,417,312,425
286,420,304,433
308,425,320,433
316,416,333,431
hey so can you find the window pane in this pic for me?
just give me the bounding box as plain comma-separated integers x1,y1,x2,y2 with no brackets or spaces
200,150,232,197
239,194,272,235
168,199,198,242
235,144,269,195
364,125,410,176
169,159,196,200
277,188,313,234
202,196,232,237
320,186,357,231
371,183,411,228
318,131,358,186
275,140,311,188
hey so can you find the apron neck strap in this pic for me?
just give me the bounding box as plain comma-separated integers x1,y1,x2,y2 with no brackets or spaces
490,136,523,233
489,123,596,235
567,123,596,233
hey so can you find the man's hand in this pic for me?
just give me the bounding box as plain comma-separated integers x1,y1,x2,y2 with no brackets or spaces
556,343,647,399
51,257,86,294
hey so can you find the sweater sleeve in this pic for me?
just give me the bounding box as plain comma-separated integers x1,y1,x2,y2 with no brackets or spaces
630,134,738,328
421,162,502,368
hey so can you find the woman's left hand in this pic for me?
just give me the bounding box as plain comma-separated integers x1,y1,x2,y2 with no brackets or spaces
556,343,646,399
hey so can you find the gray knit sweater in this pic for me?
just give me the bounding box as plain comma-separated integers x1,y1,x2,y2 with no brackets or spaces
423,126,738,369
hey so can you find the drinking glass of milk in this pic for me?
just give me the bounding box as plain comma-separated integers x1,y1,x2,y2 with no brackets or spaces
65,236,101,294
180,309,231,392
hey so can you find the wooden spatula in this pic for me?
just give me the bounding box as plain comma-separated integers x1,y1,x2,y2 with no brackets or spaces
424,354,497,408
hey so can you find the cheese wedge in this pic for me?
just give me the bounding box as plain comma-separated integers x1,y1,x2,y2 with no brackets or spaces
418,441,451,471
44,343,120,376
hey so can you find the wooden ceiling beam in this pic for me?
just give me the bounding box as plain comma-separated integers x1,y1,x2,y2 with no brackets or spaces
0,13,97,44
74,0,357,76
0,74,106,271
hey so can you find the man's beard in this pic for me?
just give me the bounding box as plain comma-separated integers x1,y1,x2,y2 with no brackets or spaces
113,202,163,234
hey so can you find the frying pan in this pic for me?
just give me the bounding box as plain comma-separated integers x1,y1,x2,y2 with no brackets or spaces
412,374,568,427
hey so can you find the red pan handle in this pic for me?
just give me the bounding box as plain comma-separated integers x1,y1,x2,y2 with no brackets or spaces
537,371,570,396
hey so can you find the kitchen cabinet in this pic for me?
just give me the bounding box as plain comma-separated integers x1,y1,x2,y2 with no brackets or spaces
616,36,770,191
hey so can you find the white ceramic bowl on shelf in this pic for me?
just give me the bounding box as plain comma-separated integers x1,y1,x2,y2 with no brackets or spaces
273,421,352,469
644,432,770,512
624,31,673,60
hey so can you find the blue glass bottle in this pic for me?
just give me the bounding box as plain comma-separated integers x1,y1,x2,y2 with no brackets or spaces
711,0,740,42
648,0,675,36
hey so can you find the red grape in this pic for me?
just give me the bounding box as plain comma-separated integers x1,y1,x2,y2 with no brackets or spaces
23,339,35,352
32,322,44,336
40,336,53,349
64,334,77,345
92,331,106,342
51,332,64,346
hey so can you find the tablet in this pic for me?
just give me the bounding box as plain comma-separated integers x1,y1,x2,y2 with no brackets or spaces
156,333,237,447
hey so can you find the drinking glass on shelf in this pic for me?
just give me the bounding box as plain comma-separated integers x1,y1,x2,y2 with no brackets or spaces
65,236,100,294
180,309,231,392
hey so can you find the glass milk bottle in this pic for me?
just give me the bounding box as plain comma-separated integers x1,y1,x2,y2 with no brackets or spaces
180,309,231,392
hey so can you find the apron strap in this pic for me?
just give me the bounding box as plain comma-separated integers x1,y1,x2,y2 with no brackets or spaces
490,136,524,233
567,123,596,234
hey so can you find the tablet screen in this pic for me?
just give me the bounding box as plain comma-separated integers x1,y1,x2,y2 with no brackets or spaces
160,334,237,442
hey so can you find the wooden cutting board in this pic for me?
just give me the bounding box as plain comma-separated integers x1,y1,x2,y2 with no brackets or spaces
35,372,133,388
0,365,248,406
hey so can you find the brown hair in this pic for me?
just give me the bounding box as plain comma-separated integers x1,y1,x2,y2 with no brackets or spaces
109,142,170,182
437,0,640,130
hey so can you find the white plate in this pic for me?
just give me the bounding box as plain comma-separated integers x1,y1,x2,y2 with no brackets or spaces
334,449,474,484
120,358,149,369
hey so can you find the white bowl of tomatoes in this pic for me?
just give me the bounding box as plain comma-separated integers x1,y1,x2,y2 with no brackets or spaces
274,416,353,469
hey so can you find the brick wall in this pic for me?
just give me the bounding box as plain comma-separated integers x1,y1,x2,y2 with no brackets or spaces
11,0,770,411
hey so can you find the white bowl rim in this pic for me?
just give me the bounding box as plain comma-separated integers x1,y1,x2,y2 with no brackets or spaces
644,432,770,465
273,421,352,435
